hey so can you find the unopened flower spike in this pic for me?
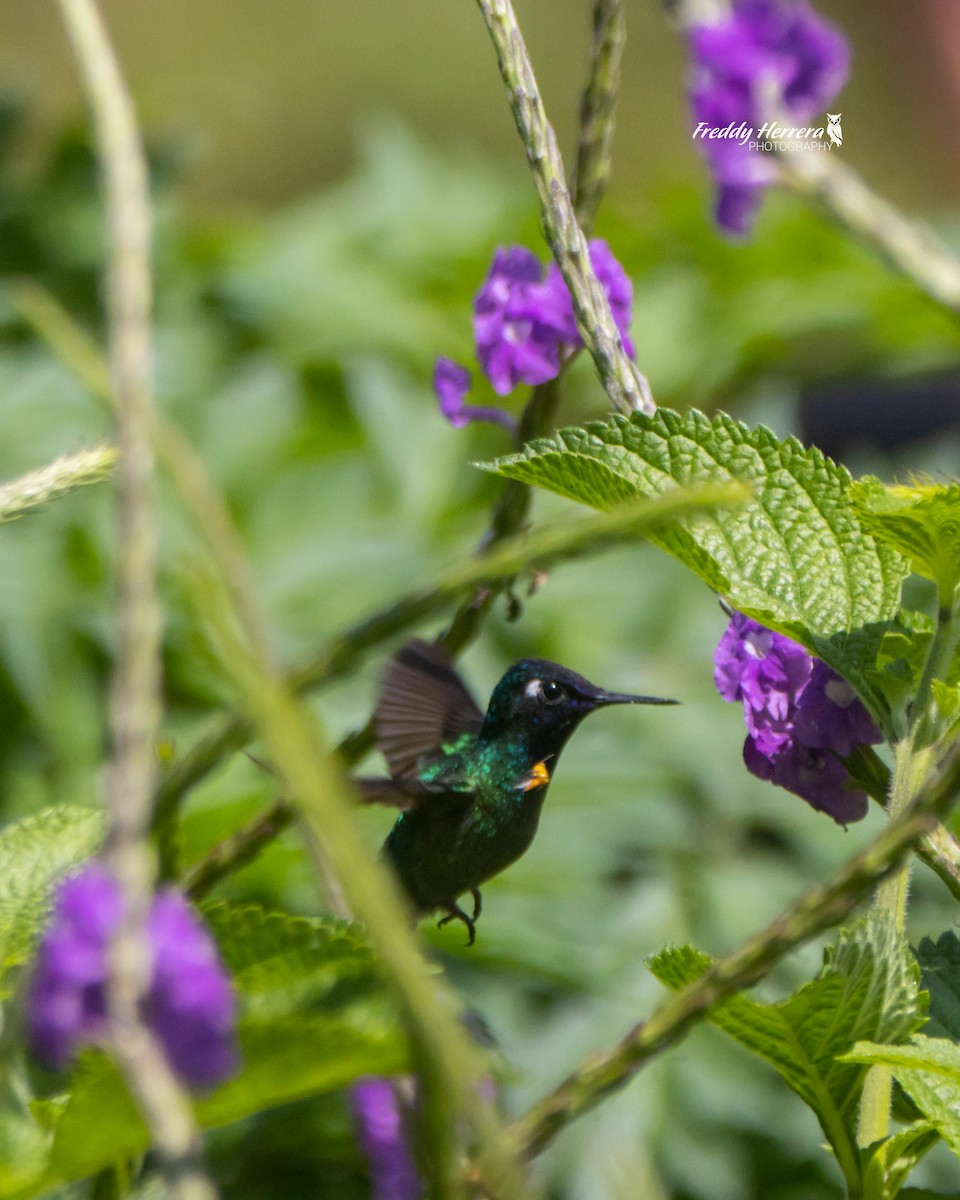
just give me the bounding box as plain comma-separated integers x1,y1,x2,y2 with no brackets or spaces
714,610,881,823
687,0,850,236
29,863,238,1089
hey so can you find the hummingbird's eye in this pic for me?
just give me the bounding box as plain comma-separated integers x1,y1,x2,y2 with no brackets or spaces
537,679,566,705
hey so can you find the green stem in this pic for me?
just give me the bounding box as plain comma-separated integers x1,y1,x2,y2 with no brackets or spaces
857,737,932,1152
475,0,653,414
190,564,528,1200
514,742,960,1160
914,595,960,748
846,744,960,904
857,594,959,1152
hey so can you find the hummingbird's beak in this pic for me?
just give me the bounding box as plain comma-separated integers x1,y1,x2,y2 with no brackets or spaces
592,690,679,708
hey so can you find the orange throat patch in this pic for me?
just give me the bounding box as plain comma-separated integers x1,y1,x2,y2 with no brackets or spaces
519,760,551,792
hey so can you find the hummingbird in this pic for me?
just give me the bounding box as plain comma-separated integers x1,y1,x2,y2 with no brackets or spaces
360,639,677,944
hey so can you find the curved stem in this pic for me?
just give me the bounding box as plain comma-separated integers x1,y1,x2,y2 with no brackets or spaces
475,0,653,414
514,743,960,1160
55,0,214,1193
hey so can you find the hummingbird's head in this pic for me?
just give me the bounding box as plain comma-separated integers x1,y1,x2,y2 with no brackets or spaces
481,659,677,760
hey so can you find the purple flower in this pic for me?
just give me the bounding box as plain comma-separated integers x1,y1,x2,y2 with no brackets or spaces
29,864,238,1088
434,239,636,426
433,357,517,434
687,0,850,236
434,358,473,428
743,737,869,824
714,611,812,755
352,1076,420,1200
792,660,883,757
28,864,121,1068
145,890,238,1088
474,246,565,395
536,240,636,357
714,611,880,823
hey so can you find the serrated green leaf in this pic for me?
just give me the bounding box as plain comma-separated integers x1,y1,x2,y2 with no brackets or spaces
844,1035,960,1159
202,903,375,987
648,915,925,1178
0,807,104,989
200,903,380,1019
861,1121,940,1200
851,479,960,606
917,932,960,1042
30,1012,405,1193
483,408,907,721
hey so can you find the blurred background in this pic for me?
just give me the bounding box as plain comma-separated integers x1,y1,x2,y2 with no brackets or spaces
1,1,960,1197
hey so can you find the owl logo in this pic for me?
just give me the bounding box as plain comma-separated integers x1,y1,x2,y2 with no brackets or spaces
827,113,843,147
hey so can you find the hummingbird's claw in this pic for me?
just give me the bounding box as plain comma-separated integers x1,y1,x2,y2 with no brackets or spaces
437,903,477,946
470,888,482,922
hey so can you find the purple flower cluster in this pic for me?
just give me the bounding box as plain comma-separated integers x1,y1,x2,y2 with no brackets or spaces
714,612,881,823
687,0,849,236
29,863,238,1088
351,1077,420,1200
435,240,635,429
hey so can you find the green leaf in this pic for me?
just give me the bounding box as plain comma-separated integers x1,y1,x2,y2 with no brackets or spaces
0,1063,51,1197
843,1036,960,1158
851,479,960,606
648,914,925,1182
33,1014,404,1191
200,903,380,1018
917,932,960,1042
15,904,405,1195
0,806,104,989
861,1121,940,1200
483,408,908,721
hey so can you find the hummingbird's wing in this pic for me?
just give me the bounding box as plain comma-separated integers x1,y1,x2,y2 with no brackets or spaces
375,638,484,781
353,776,435,807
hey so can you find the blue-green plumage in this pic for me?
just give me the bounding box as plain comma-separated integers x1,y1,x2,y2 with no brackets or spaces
366,641,676,943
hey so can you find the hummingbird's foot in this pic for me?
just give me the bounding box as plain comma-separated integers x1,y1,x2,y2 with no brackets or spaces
437,904,477,946
470,889,482,921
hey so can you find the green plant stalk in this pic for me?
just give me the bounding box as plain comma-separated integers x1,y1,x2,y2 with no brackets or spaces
0,444,118,523
778,149,960,314
513,741,960,1161
857,596,959,1151
914,594,960,748
845,744,960,903
55,0,214,1194
190,564,529,1200
155,483,745,842
475,0,653,415
856,734,932,1154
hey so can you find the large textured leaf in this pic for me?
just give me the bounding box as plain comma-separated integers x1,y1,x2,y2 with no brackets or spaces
15,905,404,1196
851,479,960,605
0,806,104,989
649,915,925,1169
483,408,908,720
844,1036,960,1159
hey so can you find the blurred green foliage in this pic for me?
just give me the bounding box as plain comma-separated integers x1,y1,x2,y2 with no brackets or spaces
2,93,960,1197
